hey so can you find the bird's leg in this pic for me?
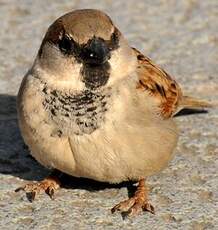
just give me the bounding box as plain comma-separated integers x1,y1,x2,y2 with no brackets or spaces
15,170,61,201
111,179,155,217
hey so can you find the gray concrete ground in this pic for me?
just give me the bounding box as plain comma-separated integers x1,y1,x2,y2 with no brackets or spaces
0,0,217,229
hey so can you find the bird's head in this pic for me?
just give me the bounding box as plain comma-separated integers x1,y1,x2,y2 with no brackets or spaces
34,9,136,91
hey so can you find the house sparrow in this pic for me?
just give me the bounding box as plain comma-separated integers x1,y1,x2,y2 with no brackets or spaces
16,9,211,217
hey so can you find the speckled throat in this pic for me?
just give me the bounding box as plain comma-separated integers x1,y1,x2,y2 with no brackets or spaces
42,87,111,135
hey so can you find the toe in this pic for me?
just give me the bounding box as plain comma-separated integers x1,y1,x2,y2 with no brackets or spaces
126,202,143,217
26,191,36,202
142,202,155,214
46,186,55,199
15,186,25,192
111,198,135,213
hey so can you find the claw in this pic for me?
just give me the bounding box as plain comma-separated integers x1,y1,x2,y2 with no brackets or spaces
142,202,155,214
111,206,117,214
26,191,36,202
111,198,135,214
15,187,24,192
112,179,155,217
46,187,55,199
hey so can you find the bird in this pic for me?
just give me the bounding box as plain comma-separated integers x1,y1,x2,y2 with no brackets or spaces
16,9,212,217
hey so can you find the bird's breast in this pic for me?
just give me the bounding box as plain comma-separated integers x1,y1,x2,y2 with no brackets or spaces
42,87,111,135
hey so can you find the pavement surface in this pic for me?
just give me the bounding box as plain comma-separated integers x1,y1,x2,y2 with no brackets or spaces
0,0,217,229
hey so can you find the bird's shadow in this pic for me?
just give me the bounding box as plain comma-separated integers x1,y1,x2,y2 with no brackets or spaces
0,94,137,194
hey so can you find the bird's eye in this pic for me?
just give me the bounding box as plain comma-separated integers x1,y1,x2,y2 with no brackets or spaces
59,36,73,54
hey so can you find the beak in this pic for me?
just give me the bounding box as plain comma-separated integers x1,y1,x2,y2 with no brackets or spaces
81,37,110,65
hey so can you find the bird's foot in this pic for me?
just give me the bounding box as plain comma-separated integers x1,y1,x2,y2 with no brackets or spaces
15,173,61,201
111,179,155,217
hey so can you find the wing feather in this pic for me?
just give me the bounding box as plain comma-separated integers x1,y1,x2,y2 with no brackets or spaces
133,47,182,118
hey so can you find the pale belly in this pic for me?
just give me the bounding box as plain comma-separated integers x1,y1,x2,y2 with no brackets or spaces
19,108,178,183
17,76,178,183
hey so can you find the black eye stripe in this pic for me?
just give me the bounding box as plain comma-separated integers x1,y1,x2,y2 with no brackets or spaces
57,29,119,57
58,35,82,57
108,28,120,50
59,36,73,53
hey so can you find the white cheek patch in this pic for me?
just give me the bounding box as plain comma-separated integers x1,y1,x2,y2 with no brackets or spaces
108,43,137,86
36,62,86,92
35,45,86,92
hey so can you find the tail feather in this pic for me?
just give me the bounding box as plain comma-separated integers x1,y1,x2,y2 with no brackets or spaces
173,96,213,117
179,96,213,109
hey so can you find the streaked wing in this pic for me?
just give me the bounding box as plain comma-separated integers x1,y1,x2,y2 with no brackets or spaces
133,47,182,118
